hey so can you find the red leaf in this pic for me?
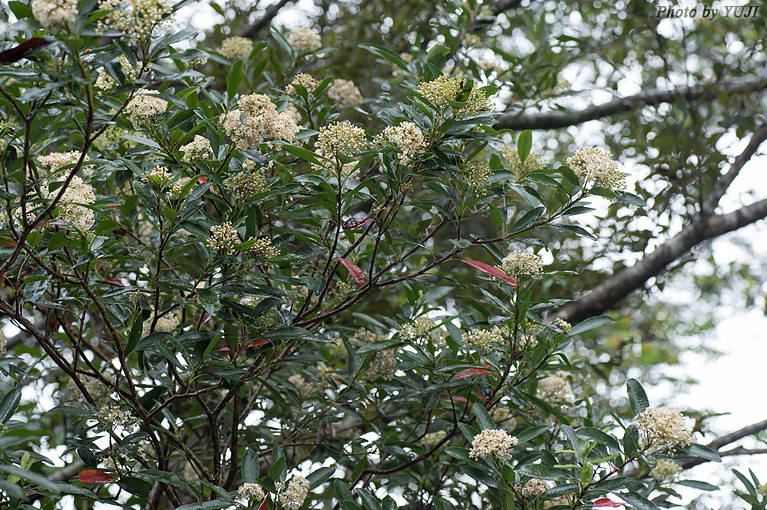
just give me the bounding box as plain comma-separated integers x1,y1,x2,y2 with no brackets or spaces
0,38,51,65
450,259,517,287
79,470,114,483
0,241,16,246
245,339,268,348
453,368,495,380
257,495,270,510
593,498,623,507
442,395,469,403
338,257,366,285
342,217,374,230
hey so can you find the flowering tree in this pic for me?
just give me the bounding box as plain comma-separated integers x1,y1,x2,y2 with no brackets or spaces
1,1,767,510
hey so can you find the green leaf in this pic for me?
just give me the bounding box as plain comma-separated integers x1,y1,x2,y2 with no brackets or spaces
118,477,153,498
517,130,532,162
620,491,659,510
226,60,244,99
241,448,259,484
614,190,646,207
515,425,550,444
8,1,33,19
569,315,614,335
196,288,220,316
126,311,148,354
281,143,322,165
0,465,61,493
175,502,235,510
676,479,719,491
472,403,496,431
511,207,545,233
626,379,649,415
575,427,620,450
0,387,21,424
359,44,409,69
683,443,721,462
517,463,569,481
444,446,471,462
307,466,335,489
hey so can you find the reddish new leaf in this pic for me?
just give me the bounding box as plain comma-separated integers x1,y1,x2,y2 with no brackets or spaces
257,495,270,510
342,217,374,230
338,257,366,285
453,368,495,380
245,339,268,348
450,259,517,287
592,498,623,507
0,38,51,64
79,470,114,483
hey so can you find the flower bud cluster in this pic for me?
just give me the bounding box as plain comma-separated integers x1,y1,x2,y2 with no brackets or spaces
219,36,253,61
636,407,694,451
288,27,321,52
498,250,544,278
469,429,518,460
327,79,363,107
566,147,626,192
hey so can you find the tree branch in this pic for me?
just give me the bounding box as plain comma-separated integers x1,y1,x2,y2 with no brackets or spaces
681,418,767,469
702,121,767,215
239,0,293,38
557,196,767,324
493,76,767,131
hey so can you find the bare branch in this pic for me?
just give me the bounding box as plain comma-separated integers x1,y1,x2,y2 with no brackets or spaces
681,418,767,469
702,121,767,215
240,0,293,38
493,76,767,131
557,196,767,324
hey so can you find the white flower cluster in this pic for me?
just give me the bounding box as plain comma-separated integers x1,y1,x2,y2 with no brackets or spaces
463,327,505,349
96,55,137,90
288,373,315,397
553,318,572,334
97,0,174,44
286,73,319,95
208,221,239,254
97,404,136,430
420,430,447,447
0,330,6,357
538,373,575,404
635,407,694,452
288,27,321,52
417,75,491,115
650,459,683,481
327,79,363,107
143,165,172,183
277,476,310,510
38,151,90,176
238,482,265,500
399,317,436,341
522,478,551,498
125,90,168,129
492,407,517,431
499,250,544,278
32,0,78,28
250,237,279,260
469,428,518,460
225,166,270,199
316,122,366,156
169,177,191,198
222,94,299,149
180,135,212,161
459,162,492,193
142,310,180,337
219,36,253,61
367,350,397,380
758,483,767,497
566,147,626,192
499,146,545,178
67,374,110,405
376,122,427,166
46,176,97,232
